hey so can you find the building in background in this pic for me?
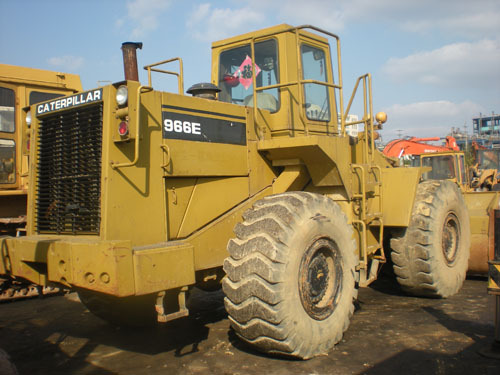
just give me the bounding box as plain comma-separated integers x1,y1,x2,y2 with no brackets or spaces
472,113,500,137
448,112,500,151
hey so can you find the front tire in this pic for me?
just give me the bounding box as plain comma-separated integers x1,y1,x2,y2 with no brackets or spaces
390,180,470,298
223,192,357,359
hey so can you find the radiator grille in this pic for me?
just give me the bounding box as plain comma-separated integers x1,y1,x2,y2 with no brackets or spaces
36,104,103,234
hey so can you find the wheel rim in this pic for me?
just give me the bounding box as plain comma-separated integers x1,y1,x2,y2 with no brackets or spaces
299,238,342,320
442,213,460,265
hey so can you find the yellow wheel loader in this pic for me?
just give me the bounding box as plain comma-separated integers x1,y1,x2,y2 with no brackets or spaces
0,25,470,359
0,64,81,300
403,151,499,275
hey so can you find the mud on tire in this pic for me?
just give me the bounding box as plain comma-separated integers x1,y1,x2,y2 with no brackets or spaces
390,180,470,298
223,192,357,359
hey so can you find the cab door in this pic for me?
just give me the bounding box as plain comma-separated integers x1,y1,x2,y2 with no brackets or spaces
298,37,338,135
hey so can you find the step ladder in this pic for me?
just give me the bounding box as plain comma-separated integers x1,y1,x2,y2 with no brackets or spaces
351,163,385,287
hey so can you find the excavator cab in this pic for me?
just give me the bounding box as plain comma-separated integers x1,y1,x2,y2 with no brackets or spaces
419,152,467,189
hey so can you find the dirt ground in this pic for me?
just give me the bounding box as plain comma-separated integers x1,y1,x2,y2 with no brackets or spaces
0,276,499,375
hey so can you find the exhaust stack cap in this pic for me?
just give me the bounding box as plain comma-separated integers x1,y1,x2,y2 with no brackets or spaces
187,82,221,100
121,42,143,82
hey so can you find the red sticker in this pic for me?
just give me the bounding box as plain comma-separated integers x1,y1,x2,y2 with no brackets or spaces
233,55,261,90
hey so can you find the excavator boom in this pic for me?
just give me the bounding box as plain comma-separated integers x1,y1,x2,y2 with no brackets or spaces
383,136,459,158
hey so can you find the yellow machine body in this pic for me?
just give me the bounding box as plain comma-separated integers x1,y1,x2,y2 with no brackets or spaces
417,151,499,274
0,64,82,235
2,25,424,298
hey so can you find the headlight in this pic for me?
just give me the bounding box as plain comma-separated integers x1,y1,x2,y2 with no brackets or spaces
116,85,128,106
26,110,32,127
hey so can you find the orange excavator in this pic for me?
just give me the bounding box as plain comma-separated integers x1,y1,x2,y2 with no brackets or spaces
383,136,459,158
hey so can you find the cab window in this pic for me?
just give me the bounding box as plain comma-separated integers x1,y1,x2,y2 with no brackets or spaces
0,139,15,183
421,155,456,180
0,87,15,133
459,154,466,184
219,39,279,113
410,156,421,167
301,44,330,121
29,91,64,105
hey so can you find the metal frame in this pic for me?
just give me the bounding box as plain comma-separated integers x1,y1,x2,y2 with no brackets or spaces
144,57,184,95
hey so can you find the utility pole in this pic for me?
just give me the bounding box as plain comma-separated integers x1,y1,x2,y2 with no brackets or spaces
464,122,468,153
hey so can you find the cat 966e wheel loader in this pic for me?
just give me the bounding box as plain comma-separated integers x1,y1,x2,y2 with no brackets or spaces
0,25,470,359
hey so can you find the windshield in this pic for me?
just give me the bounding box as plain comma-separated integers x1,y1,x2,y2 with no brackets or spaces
29,91,65,105
219,39,279,112
421,155,456,180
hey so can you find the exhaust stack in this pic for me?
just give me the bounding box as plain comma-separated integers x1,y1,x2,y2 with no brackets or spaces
121,42,143,81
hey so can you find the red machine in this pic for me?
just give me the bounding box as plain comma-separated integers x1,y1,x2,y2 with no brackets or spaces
383,136,459,158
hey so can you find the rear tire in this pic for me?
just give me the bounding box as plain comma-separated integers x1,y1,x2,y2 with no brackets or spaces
223,192,357,359
390,180,470,298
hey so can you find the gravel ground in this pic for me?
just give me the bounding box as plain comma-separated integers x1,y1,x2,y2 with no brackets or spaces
0,276,499,375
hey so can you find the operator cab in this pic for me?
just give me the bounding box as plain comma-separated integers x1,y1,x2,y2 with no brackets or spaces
0,86,16,185
416,152,467,188
212,24,340,137
0,83,69,188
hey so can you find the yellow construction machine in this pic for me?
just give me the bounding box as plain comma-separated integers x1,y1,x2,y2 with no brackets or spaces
0,64,81,299
0,64,82,235
0,25,471,359
470,146,500,191
388,148,499,275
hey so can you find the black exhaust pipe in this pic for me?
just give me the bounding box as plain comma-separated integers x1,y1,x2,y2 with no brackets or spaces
121,42,143,81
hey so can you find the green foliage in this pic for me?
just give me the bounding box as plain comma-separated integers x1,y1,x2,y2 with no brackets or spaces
465,148,475,168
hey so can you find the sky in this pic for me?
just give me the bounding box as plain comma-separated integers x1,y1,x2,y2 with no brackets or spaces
1,0,499,142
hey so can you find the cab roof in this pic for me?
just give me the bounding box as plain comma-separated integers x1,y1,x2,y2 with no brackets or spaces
0,63,82,91
212,24,330,49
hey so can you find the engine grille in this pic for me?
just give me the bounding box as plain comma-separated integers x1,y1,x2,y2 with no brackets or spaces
36,104,103,234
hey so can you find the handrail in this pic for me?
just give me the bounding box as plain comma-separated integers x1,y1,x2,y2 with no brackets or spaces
111,85,153,169
144,57,184,94
254,80,340,93
344,73,375,162
352,163,385,275
352,219,367,269
372,165,383,220
351,164,367,220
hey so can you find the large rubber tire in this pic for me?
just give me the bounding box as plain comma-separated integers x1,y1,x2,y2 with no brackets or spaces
77,289,158,327
223,192,357,359
390,180,470,298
